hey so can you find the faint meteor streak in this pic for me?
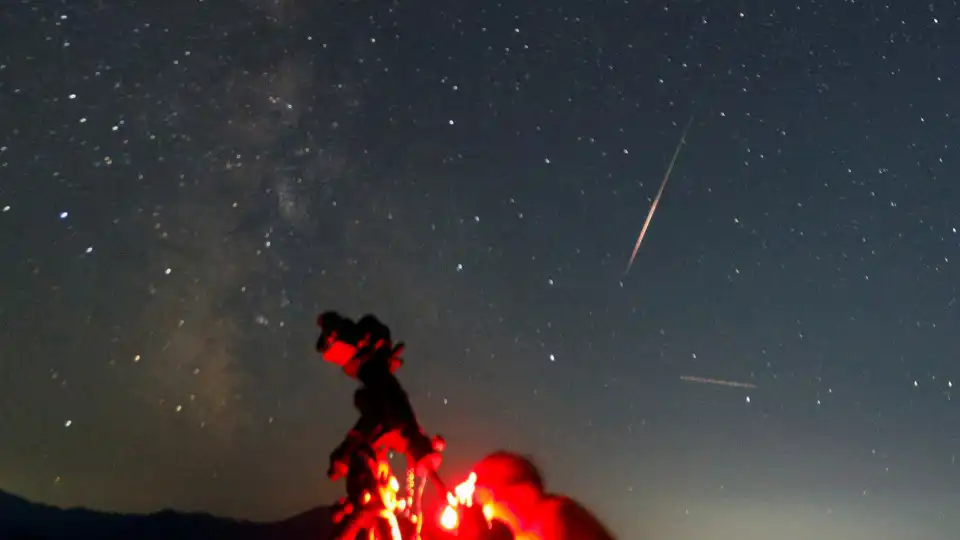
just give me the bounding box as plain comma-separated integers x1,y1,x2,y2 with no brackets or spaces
624,115,695,274
680,375,757,389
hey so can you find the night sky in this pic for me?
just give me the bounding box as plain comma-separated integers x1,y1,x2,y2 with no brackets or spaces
2,1,959,539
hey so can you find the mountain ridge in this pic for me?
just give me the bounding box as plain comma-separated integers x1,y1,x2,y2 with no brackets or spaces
0,489,332,540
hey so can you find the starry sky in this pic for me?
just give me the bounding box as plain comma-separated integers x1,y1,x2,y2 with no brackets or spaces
2,1,959,539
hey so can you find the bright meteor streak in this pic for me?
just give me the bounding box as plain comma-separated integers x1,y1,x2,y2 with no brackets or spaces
624,115,694,275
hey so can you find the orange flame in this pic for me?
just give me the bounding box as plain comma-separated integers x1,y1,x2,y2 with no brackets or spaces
440,505,459,530
439,472,493,532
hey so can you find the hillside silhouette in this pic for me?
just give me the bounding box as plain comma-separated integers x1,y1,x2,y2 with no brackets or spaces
0,489,333,540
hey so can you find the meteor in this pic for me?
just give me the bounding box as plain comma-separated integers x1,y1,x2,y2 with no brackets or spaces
624,115,694,274
680,375,757,389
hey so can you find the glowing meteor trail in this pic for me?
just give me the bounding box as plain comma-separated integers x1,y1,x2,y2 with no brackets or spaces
624,115,694,274
680,375,757,389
